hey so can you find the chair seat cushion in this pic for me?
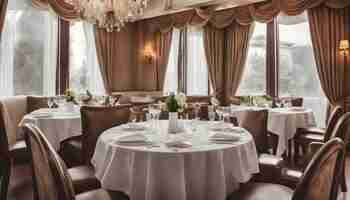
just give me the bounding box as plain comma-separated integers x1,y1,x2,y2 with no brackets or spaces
76,189,129,200
298,133,324,143
60,136,83,167
228,182,293,200
297,127,325,136
280,168,303,188
259,154,284,167
255,154,284,183
9,140,30,163
68,165,101,194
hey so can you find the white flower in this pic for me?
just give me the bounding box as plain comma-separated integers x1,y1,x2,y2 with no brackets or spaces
175,93,187,107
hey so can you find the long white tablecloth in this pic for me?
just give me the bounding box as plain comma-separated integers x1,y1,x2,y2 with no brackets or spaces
230,107,316,156
19,109,82,150
92,120,259,200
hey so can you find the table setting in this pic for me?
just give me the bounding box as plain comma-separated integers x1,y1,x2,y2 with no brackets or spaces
91,119,259,200
224,104,316,156
19,97,82,151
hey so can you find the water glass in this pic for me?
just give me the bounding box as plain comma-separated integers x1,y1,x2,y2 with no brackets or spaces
208,111,216,121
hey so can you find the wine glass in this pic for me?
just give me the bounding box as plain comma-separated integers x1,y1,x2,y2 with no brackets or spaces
56,95,66,108
208,111,216,121
47,97,54,109
216,106,225,122
193,103,201,120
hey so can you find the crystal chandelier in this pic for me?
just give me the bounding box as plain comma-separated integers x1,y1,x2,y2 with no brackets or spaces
71,0,149,32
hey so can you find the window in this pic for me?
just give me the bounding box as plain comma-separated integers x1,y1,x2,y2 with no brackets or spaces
278,13,327,127
0,0,57,96
163,26,209,95
187,26,209,95
237,22,267,95
69,22,105,94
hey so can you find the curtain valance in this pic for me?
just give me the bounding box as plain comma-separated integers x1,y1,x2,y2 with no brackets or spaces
32,0,80,20
141,0,350,33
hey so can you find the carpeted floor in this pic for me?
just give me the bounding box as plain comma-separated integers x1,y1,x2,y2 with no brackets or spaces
7,156,350,200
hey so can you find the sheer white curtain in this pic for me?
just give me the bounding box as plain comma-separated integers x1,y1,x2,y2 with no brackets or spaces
163,28,180,94
187,26,208,95
0,0,58,97
83,22,105,94
43,12,58,96
0,12,15,97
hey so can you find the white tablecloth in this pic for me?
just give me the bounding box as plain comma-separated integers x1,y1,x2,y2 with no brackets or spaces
230,106,316,156
19,109,82,150
92,120,259,200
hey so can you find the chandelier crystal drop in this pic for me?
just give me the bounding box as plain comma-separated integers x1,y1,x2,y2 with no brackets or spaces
71,0,148,32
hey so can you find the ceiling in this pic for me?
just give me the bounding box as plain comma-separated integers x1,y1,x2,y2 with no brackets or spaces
135,0,267,21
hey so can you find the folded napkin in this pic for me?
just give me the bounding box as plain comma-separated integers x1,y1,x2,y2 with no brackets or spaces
115,133,148,144
209,132,241,142
288,107,306,112
165,140,192,148
31,108,57,115
123,123,148,131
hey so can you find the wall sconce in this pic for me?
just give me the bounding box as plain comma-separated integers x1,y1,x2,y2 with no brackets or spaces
339,39,349,56
144,45,155,64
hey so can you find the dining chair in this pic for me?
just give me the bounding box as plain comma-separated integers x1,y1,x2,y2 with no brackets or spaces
236,109,284,183
80,105,131,165
228,137,345,200
0,112,11,200
130,105,148,122
281,112,350,191
22,123,129,200
294,106,344,163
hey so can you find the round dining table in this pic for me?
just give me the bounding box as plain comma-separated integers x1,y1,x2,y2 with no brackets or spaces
19,108,82,151
92,120,259,200
230,106,316,156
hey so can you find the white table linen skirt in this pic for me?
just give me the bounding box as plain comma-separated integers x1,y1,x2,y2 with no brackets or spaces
19,110,81,150
92,121,259,200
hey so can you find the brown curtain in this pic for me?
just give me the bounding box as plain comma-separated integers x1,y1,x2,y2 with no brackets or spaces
0,0,7,41
154,30,173,91
224,23,254,105
203,25,225,101
308,5,350,108
94,27,116,94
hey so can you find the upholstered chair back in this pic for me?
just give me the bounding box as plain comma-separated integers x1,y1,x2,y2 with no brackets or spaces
0,103,10,200
236,109,269,154
293,138,345,200
329,112,350,144
81,105,131,164
0,103,10,157
290,98,303,107
0,96,27,146
23,124,75,200
26,96,50,113
324,106,345,142
130,106,147,122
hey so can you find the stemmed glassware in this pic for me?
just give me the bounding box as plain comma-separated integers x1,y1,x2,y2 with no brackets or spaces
216,106,226,122
47,97,55,109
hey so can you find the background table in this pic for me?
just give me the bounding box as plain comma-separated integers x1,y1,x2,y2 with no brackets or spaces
230,106,316,156
19,108,81,150
92,120,259,200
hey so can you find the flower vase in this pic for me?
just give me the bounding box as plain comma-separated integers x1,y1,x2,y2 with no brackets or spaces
168,112,179,134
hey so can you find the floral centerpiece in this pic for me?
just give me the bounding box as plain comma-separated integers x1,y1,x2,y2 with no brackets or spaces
64,89,76,103
63,89,77,111
165,92,187,133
